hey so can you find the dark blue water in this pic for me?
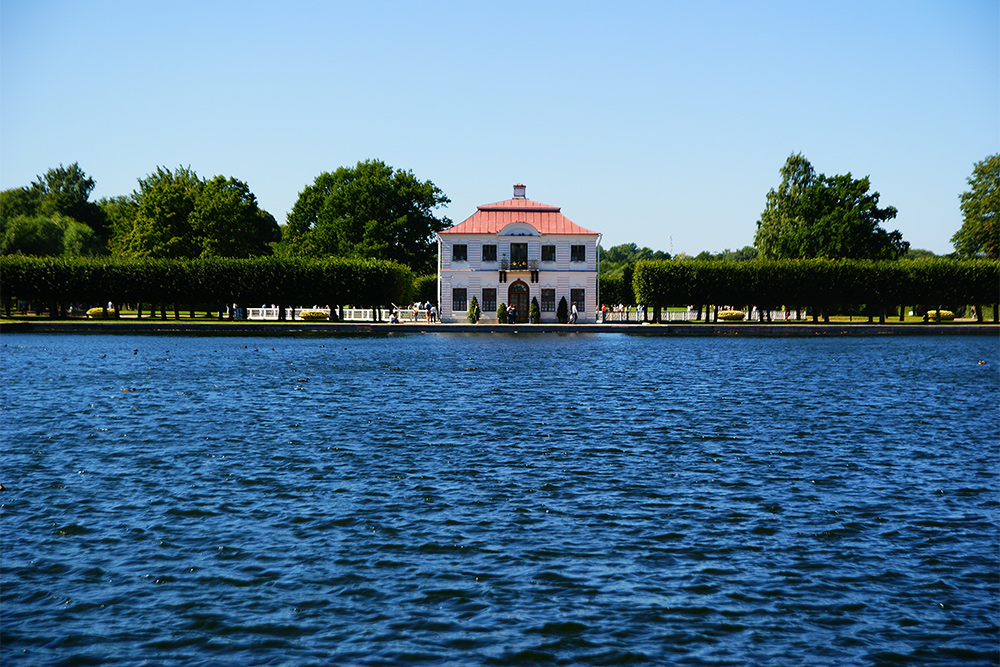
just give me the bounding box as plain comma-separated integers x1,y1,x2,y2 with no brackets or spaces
2,333,998,666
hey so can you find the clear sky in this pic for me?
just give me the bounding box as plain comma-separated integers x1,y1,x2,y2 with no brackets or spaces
2,0,997,256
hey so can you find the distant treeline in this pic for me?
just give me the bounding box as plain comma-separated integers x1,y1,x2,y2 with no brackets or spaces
599,258,999,322
0,256,412,320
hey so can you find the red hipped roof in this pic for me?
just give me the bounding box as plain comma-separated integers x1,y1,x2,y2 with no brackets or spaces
440,187,597,236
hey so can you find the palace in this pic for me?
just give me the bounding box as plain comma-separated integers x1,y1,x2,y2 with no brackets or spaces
437,184,600,323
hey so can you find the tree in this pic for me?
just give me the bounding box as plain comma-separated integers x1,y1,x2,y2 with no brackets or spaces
189,176,280,258
0,162,108,249
952,154,999,259
1,212,104,257
282,159,450,273
755,153,908,260
110,167,278,259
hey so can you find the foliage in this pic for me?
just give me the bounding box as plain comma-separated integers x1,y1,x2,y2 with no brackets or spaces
281,159,450,273
467,295,480,323
530,296,540,324
694,246,758,262
412,274,437,305
717,310,746,321
556,296,569,324
952,154,999,259
1,212,104,257
599,243,670,274
755,153,908,260
925,310,954,321
1,163,109,254
298,309,329,321
87,306,115,319
0,255,412,311
497,302,507,323
109,167,279,259
632,258,1000,317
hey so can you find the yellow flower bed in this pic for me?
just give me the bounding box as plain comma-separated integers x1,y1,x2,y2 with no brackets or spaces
717,310,746,321
926,310,954,321
298,309,329,321
87,307,115,319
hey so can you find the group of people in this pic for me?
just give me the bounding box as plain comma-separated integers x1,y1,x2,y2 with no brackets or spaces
390,301,436,324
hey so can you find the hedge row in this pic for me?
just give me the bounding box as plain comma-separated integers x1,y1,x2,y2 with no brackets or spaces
0,256,413,316
632,258,999,318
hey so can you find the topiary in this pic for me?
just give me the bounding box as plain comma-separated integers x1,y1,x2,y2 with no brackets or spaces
530,296,541,324
557,296,569,324
87,307,115,319
468,295,480,323
718,310,745,321
497,302,507,323
926,309,954,321
299,309,329,321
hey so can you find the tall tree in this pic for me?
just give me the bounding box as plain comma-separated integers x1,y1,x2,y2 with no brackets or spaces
755,153,908,260
0,163,108,248
109,167,279,259
952,154,999,259
282,159,450,273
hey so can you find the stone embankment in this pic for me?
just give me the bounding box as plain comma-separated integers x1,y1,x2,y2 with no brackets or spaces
1,320,996,336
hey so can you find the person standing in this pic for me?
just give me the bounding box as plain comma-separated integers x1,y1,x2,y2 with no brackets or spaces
571,302,579,324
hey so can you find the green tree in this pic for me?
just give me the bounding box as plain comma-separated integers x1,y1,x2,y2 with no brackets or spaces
952,154,999,259
467,295,480,323
755,153,907,260
282,159,450,273
189,176,280,258
0,163,108,250
110,167,278,259
1,212,104,257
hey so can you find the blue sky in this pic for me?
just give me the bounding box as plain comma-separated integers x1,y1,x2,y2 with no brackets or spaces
2,0,996,255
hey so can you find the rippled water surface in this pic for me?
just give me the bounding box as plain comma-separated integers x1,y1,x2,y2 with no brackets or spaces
2,332,998,666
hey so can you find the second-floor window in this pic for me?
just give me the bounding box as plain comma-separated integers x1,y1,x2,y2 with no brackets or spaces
570,245,586,262
541,245,556,262
482,244,497,262
511,243,528,269
452,244,468,262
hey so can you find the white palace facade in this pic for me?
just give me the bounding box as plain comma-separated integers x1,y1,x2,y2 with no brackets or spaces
437,184,600,323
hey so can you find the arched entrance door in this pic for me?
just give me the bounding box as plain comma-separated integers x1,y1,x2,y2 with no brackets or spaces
508,281,529,323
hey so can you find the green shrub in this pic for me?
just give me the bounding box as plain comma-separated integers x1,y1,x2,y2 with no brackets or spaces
530,296,540,324
926,309,954,321
557,296,569,324
468,295,480,323
497,302,507,323
298,309,329,321
717,309,745,321
87,306,114,319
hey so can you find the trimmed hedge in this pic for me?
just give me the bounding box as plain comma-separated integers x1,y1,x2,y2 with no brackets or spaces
1,256,412,316
633,258,999,321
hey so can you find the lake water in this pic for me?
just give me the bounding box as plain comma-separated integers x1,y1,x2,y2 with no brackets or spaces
1,332,997,666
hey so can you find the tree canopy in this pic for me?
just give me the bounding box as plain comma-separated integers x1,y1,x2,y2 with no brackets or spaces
952,154,999,259
109,166,279,259
281,159,451,273
754,153,908,260
0,163,108,256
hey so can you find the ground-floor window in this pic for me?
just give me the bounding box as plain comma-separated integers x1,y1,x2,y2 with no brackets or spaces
452,288,467,312
541,288,556,312
482,288,497,312
571,288,585,310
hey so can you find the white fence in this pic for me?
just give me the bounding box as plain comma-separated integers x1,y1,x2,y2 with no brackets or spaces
246,307,432,322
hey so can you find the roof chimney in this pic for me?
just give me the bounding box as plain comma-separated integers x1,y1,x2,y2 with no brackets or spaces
513,183,526,199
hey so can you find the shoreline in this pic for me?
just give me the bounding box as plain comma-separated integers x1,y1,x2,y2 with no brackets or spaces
1,319,997,337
